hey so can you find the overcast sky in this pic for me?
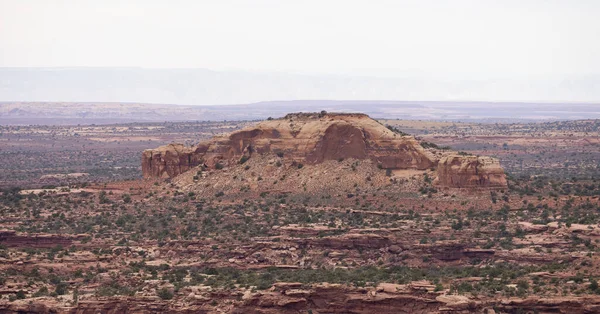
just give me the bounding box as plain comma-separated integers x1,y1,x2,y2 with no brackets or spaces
1,0,599,80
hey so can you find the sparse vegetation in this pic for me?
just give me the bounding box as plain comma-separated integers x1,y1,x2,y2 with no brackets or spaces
1,117,599,312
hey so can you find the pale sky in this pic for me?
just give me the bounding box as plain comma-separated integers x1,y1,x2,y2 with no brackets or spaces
1,0,599,80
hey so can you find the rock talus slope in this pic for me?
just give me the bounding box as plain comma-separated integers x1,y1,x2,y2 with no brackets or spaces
142,113,507,189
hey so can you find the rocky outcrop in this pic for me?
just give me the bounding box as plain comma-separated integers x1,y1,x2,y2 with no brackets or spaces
141,143,200,179
235,283,445,314
435,155,507,189
0,230,76,248
4,291,600,314
298,233,393,250
142,113,435,178
142,112,506,189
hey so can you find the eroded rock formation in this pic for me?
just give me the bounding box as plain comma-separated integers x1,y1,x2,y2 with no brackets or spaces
142,112,506,189
4,286,600,314
141,144,198,179
0,230,76,248
435,155,507,188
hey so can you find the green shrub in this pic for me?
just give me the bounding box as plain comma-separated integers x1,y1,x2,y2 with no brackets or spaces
158,287,174,300
239,156,250,164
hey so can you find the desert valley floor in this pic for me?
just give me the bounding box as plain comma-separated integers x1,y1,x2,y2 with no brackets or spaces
1,115,600,313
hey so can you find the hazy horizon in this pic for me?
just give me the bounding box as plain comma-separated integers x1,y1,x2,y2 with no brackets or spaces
1,1,600,104
1,67,600,104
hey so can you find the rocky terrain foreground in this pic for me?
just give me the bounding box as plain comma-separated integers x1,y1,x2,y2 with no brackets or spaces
1,115,600,313
142,112,507,189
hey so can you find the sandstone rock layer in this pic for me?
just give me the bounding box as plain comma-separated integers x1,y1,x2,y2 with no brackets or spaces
142,112,507,189
435,155,507,188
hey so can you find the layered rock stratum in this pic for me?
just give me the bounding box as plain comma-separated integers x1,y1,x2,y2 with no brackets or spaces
142,112,507,189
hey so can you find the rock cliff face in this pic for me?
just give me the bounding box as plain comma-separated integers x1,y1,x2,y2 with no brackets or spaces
435,155,507,189
142,112,506,189
141,144,198,179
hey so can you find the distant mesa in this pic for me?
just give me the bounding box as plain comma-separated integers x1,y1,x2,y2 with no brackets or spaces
142,112,507,189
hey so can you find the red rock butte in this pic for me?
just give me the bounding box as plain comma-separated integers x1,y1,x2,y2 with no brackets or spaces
142,112,507,189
